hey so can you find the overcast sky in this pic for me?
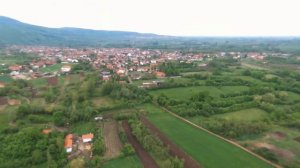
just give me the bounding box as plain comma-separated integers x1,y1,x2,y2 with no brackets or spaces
1,0,300,36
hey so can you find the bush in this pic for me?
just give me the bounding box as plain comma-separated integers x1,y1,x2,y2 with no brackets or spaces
253,148,278,163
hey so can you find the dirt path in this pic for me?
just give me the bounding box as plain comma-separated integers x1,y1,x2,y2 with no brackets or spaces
122,121,159,168
103,121,122,159
141,117,202,168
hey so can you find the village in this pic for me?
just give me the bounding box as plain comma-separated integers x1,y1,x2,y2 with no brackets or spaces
1,45,287,83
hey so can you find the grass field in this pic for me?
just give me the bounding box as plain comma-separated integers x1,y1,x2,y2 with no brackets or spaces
213,108,267,121
0,106,17,130
40,64,63,73
92,97,119,108
103,155,142,168
143,104,273,168
30,78,47,87
70,122,97,135
0,75,13,83
150,86,249,100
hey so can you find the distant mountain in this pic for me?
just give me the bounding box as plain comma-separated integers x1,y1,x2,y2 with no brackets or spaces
0,16,163,47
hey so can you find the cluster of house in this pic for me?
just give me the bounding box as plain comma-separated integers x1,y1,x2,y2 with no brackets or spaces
64,133,94,153
2,46,290,82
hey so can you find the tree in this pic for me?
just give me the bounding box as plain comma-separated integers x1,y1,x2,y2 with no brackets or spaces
53,111,65,126
32,149,45,164
262,93,275,103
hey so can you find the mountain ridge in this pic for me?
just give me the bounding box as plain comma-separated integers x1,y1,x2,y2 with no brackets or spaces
0,16,164,47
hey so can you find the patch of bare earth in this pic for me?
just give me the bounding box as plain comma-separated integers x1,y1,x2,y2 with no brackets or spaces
8,99,21,106
47,77,58,86
0,97,7,105
294,137,300,143
254,142,295,160
269,131,287,140
103,121,122,160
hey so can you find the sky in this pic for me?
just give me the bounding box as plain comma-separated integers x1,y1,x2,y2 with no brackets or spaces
0,0,300,36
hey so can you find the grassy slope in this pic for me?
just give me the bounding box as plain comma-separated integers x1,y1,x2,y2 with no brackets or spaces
103,155,142,168
143,104,273,168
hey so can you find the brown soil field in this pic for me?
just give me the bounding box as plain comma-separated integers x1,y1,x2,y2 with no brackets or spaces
141,117,202,168
103,121,122,159
122,121,159,168
8,99,21,106
47,77,58,86
0,97,7,105
294,136,300,143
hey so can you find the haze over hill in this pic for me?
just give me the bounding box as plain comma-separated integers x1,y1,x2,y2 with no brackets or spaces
1,16,300,54
0,16,163,47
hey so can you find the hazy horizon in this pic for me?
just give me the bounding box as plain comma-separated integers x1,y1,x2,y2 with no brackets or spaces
1,0,300,36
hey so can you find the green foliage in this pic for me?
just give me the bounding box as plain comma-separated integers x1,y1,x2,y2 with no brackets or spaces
145,104,273,168
0,128,67,168
129,119,184,168
253,148,278,163
121,143,135,156
203,118,269,138
71,62,93,73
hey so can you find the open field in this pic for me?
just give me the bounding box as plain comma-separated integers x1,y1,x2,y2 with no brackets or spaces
103,155,143,168
150,86,249,100
213,108,268,121
92,97,120,108
40,64,63,73
70,121,96,135
30,78,47,87
142,104,274,168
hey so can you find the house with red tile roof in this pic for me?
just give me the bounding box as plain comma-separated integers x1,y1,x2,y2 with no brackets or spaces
8,65,22,71
64,134,73,153
82,133,94,143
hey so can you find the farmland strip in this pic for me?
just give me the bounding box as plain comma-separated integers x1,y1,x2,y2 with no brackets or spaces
122,121,159,168
141,117,202,168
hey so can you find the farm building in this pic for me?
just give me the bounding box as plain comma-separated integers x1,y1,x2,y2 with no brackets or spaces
82,133,94,143
64,134,73,153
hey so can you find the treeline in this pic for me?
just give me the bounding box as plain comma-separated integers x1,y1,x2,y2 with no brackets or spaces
129,119,183,168
0,128,67,168
202,118,269,138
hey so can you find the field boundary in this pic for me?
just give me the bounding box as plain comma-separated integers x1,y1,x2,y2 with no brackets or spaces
155,104,281,168
141,116,202,168
122,121,159,168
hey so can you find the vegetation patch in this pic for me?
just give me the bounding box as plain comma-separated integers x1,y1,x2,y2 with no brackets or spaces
213,108,267,121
